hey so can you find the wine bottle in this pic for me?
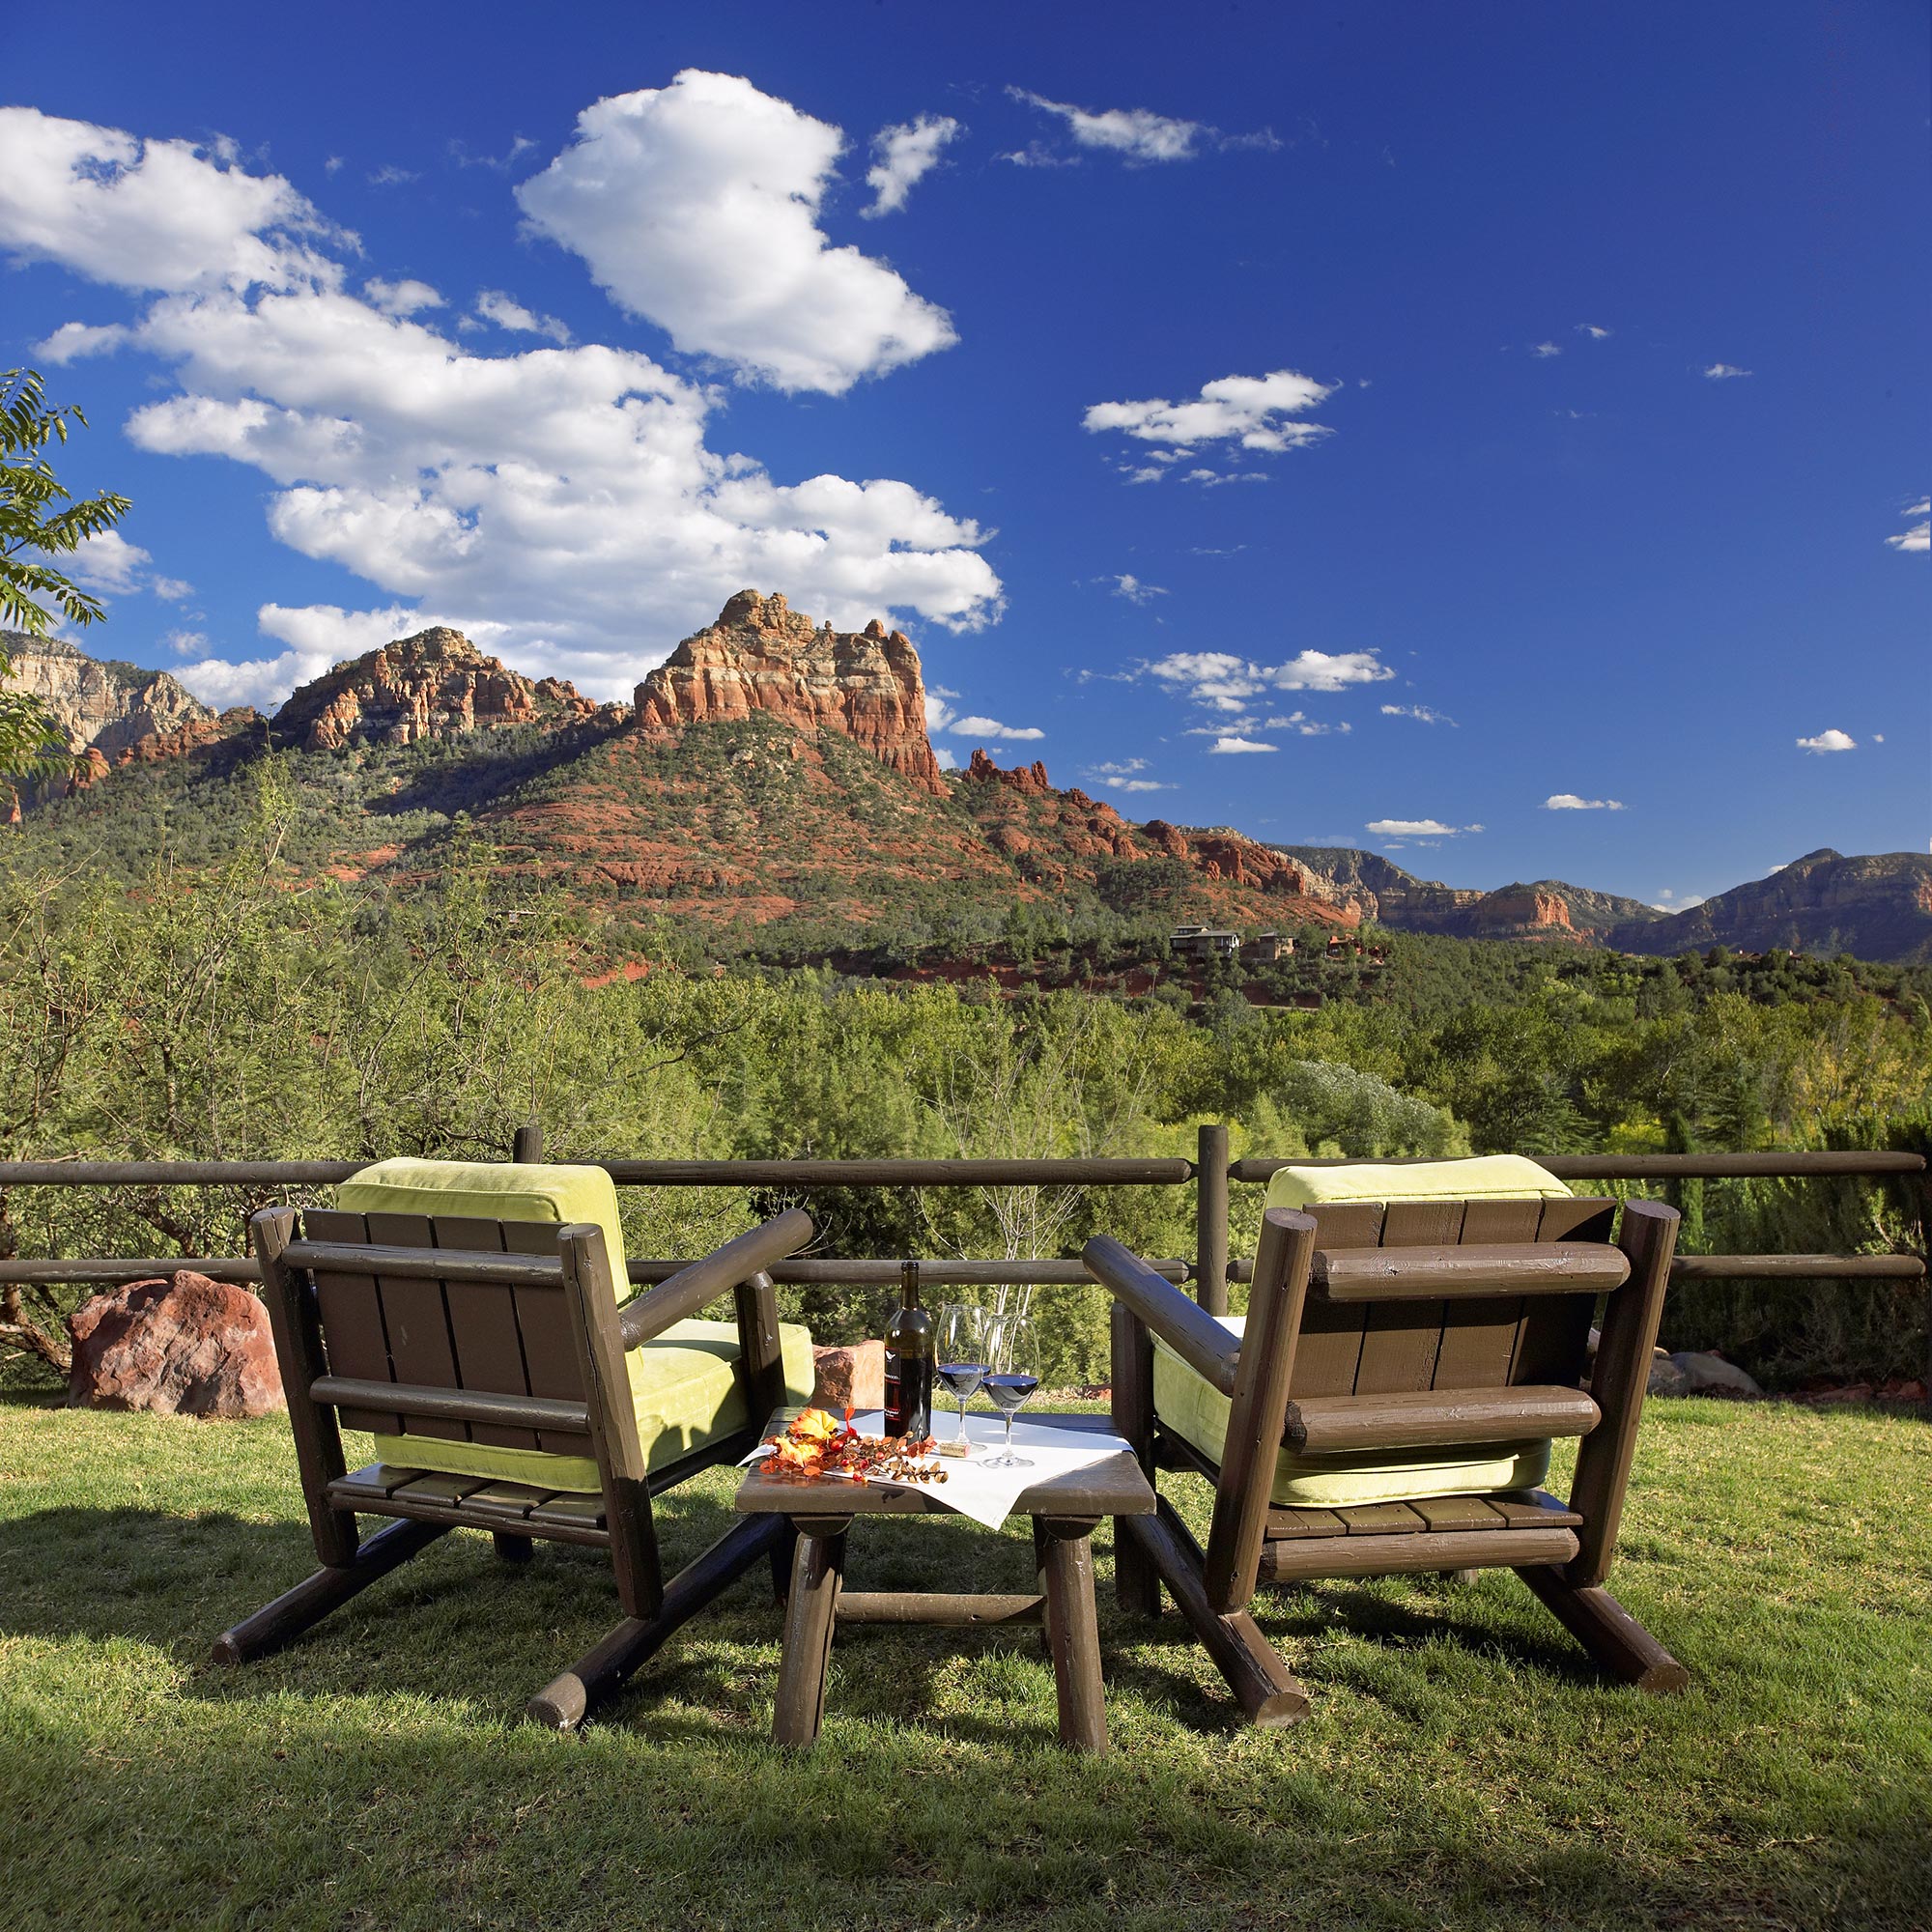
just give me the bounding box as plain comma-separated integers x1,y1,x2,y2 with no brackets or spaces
883,1258,935,1442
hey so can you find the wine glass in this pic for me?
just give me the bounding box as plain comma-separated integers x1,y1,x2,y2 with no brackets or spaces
980,1310,1040,1470
936,1303,990,1449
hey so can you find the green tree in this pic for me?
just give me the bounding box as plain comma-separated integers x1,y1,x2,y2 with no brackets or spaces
1,368,133,790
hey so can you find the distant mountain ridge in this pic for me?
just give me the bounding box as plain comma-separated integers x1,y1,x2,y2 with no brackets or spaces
7,602,1927,964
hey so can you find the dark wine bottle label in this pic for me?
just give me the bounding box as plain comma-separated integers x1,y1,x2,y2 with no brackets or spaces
883,1349,932,1441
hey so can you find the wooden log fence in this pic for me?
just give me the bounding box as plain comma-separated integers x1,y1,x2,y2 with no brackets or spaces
1,1142,1924,1381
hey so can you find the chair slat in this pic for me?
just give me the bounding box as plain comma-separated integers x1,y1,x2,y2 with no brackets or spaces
1288,1204,1380,1395
1492,1492,1583,1529
527,1492,608,1530
1333,1502,1428,1535
1265,1505,1347,1538
433,1215,541,1452
1432,1197,1539,1389
364,1213,466,1443
329,1463,426,1502
303,1208,402,1434
501,1219,584,1452
391,1472,489,1505
1352,1200,1462,1394
1410,1494,1508,1531
460,1482,546,1523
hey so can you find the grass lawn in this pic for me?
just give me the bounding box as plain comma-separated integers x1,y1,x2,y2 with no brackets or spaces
1,1387,1927,1931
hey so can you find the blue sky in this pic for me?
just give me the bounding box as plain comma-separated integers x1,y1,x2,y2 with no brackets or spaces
2,0,1924,907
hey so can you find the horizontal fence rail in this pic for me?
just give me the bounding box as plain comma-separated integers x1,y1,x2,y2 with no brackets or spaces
1228,1151,1927,1182
3,1143,1923,1376
0,1255,1190,1289
0,1156,1194,1190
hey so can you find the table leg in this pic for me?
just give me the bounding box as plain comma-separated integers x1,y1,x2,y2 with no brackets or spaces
773,1516,848,1748
1037,1515,1107,1754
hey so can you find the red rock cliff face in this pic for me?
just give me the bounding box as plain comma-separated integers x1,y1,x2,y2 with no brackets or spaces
635,590,946,796
273,628,593,752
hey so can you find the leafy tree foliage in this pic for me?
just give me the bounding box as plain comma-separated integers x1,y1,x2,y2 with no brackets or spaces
1,368,134,792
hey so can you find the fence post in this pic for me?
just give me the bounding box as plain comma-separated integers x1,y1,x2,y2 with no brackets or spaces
1196,1122,1230,1316
513,1123,544,1164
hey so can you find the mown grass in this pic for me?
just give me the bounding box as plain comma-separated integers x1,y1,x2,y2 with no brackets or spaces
1,1389,1927,1930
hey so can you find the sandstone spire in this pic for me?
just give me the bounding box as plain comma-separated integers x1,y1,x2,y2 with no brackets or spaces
635,590,946,795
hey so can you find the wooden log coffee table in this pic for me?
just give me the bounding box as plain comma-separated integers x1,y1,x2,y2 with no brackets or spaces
735,1412,1156,1753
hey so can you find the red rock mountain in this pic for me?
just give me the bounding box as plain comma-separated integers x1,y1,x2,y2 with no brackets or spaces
19,600,1928,963
272,627,596,752
635,590,945,795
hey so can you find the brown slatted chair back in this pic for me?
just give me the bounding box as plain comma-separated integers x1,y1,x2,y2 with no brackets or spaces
1289,1195,1618,1402
301,1208,593,1461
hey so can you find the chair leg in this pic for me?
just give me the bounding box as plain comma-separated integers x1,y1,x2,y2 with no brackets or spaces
526,1512,786,1730
773,1519,847,1749
212,1518,451,1665
493,1533,534,1564
769,1520,799,1606
1134,1501,1311,1727
1517,1564,1690,1694
1117,1520,1163,1616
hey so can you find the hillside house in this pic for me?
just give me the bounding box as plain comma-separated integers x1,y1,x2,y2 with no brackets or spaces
1170,923,1240,960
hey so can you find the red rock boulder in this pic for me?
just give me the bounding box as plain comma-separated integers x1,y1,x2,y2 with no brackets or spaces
67,1272,286,1418
810,1339,886,1412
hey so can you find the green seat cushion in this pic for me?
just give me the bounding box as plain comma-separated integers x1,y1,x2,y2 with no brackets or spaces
371,1316,816,1492
1152,1316,1550,1507
337,1156,630,1297
337,1158,814,1492
1264,1153,1572,1211
1172,1157,1568,1506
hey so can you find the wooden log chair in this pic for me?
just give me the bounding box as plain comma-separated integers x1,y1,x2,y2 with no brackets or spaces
1086,1155,1689,1727
213,1157,817,1728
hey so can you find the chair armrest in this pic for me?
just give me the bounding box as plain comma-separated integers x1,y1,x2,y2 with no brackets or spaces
618,1208,814,1350
1084,1234,1239,1398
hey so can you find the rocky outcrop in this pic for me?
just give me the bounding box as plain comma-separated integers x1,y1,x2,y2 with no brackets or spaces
637,591,946,795
114,706,264,767
1,631,214,757
66,1271,285,1418
273,627,595,752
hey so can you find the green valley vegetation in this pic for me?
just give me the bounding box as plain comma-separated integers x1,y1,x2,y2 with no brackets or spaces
3,770,1927,1391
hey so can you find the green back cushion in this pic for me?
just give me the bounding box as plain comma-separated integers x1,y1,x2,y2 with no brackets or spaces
334,1157,814,1492
1264,1153,1571,1210
1159,1156,1568,1506
336,1157,629,1293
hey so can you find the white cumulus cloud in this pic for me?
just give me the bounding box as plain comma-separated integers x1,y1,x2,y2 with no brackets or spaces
1543,793,1625,810
1208,735,1275,754
1149,648,1393,711
1887,498,1928,554
1530,341,1562,358
1704,362,1751,380
1085,369,1336,454
515,71,956,394
33,319,129,363
1577,324,1611,339
474,289,570,343
1109,573,1166,604
65,528,153,595
1380,703,1456,725
1009,90,1204,162
863,114,959,216
0,106,348,295
1795,728,1856,753
0,105,1003,703
363,277,443,317
1366,818,1478,838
